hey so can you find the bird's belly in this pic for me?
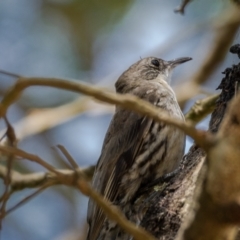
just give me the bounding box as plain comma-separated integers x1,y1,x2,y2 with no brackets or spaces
119,114,185,203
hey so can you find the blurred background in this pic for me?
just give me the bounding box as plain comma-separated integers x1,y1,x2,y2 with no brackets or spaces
0,0,239,239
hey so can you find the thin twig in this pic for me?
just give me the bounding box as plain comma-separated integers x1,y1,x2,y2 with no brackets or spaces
0,165,94,191
0,117,17,223
3,116,17,146
0,162,157,239
0,70,21,79
4,183,52,218
57,145,79,170
0,145,61,176
174,0,193,14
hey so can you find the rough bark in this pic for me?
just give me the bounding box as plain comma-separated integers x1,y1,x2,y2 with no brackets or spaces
126,44,240,240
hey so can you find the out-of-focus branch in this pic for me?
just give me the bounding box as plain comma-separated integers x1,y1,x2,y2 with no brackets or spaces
177,94,240,240
138,44,240,240
0,145,63,176
0,97,113,141
208,95,240,208
0,90,216,142
3,182,52,219
185,94,219,125
0,117,18,220
0,151,156,240
61,148,149,239
0,75,212,149
176,6,240,108
77,179,157,240
0,165,95,191
231,0,240,6
174,0,193,14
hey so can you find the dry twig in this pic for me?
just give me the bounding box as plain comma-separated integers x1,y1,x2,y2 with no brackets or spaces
177,94,240,240
174,0,193,14
0,145,62,176
77,179,157,240
0,165,94,191
0,117,18,222
0,148,157,240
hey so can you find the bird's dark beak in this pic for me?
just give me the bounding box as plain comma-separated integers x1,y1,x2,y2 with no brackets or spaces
167,57,192,68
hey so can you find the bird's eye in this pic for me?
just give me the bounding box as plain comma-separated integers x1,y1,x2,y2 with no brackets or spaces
151,59,160,67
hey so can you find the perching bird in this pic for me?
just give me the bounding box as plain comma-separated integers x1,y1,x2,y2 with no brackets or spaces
87,56,191,240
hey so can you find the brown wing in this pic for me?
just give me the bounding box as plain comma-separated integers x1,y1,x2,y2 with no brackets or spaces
87,90,160,240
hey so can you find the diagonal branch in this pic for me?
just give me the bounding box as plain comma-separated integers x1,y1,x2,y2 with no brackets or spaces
77,179,157,240
185,94,219,124
0,76,213,149
174,0,193,14
4,183,52,219
0,145,62,176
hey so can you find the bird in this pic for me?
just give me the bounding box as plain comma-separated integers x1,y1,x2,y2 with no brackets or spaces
87,56,191,240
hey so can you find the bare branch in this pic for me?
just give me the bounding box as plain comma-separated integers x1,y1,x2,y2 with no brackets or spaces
174,0,193,14
57,145,79,170
185,94,219,125
0,76,213,149
0,117,17,222
77,179,157,240
208,94,240,206
0,154,157,240
0,97,113,141
4,183,51,218
177,95,240,240
0,145,62,176
0,165,95,191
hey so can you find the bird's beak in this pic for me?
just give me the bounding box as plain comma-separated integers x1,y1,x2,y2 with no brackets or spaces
167,57,192,68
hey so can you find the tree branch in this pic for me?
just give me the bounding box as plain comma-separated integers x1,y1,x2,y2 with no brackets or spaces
0,149,157,240
0,75,212,149
185,94,219,124
77,179,157,240
0,165,94,191
176,46,240,240
177,95,240,240
174,0,193,14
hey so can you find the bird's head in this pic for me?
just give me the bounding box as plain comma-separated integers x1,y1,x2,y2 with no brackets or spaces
115,56,192,93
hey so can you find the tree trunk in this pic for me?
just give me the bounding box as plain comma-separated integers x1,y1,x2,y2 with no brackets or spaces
126,44,240,240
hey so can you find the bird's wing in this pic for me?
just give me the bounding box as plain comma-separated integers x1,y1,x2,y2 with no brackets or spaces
87,89,160,240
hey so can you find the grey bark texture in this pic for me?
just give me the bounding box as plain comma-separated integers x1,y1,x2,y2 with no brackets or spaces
125,45,240,240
